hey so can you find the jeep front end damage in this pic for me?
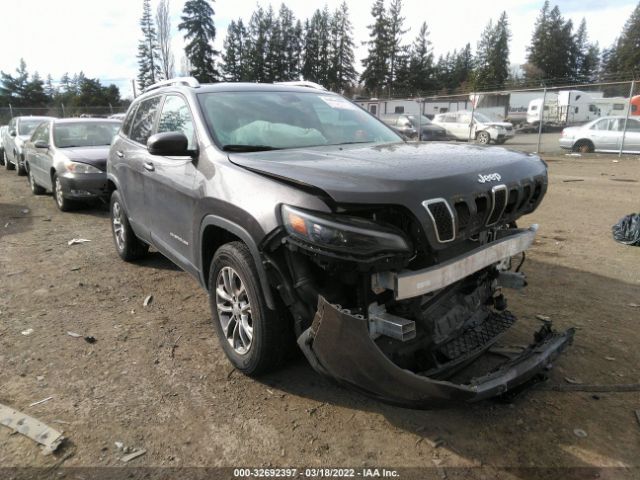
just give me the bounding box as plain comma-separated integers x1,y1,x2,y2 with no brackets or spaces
276,221,574,407
298,297,574,407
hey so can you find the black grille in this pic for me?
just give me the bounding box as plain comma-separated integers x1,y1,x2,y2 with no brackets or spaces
486,186,508,225
454,201,471,232
425,200,455,242
438,310,516,361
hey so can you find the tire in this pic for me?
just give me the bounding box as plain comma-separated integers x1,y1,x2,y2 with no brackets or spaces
52,173,75,211
477,131,491,145
29,170,46,195
16,155,27,176
573,140,594,154
110,190,149,261
5,151,15,170
209,241,288,376
0,149,4,166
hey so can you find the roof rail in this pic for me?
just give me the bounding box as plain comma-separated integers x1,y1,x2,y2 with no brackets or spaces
143,77,200,93
274,80,327,91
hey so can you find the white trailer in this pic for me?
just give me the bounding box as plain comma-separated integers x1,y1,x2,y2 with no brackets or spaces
526,90,611,126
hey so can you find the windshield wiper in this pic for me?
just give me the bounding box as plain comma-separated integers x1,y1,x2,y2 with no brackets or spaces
222,144,282,152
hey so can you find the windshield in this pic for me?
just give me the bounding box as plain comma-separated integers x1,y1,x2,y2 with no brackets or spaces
198,91,401,150
407,115,433,126
53,121,121,148
473,112,493,123
19,119,46,136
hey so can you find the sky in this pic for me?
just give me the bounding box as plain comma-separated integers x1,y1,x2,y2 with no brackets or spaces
0,0,636,99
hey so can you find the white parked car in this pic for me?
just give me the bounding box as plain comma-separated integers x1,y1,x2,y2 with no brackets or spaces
433,111,514,145
559,116,640,153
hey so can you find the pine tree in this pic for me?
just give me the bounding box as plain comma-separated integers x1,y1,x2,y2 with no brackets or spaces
246,6,270,82
137,0,161,90
44,74,56,99
0,59,30,106
525,3,576,80
328,1,357,92
475,12,510,90
386,0,409,88
408,22,435,94
360,0,389,95
302,12,322,83
574,19,600,81
179,0,219,83
602,2,640,76
222,19,249,81
278,5,302,81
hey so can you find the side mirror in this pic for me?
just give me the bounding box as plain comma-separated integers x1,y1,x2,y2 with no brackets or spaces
34,140,49,149
147,132,192,157
10,129,17,137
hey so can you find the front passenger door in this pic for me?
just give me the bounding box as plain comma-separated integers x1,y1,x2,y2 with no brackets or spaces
146,95,199,273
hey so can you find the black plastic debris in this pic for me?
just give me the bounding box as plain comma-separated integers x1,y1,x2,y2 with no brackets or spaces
612,213,640,246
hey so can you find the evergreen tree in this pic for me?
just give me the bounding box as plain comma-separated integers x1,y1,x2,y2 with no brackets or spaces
408,22,435,94
574,19,600,81
525,2,576,80
360,0,389,95
302,11,322,83
44,74,56,99
246,6,270,82
156,0,175,80
222,19,249,81
386,0,409,87
137,0,161,90
59,73,72,93
278,5,302,81
475,12,510,90
328,2,357,92
179,0,219,82
0,59,30,106
601,2,640,76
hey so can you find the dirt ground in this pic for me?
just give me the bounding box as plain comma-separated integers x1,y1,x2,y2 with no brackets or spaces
1,153,639,480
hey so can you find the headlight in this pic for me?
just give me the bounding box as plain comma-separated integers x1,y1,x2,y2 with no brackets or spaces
65,161,102,174
281,205,410,256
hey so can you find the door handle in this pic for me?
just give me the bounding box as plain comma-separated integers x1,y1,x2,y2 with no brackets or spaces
116,150,124,158
143,162,155,172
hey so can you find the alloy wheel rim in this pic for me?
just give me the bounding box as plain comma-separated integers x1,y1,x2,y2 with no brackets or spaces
55,178,64,206
216,266,253,355
112,201,125,251
29,171,36,191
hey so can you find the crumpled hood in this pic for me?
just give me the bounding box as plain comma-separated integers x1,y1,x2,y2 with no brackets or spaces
228,142,546,206
60,146,110,171
485,122,513,129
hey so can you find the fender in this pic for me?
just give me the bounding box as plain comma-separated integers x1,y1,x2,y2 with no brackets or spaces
199,214,276,310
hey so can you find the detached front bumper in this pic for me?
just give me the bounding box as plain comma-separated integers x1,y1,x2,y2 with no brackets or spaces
299,297,574,408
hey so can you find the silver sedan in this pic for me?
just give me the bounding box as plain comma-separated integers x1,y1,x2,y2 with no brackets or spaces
559,116,640,153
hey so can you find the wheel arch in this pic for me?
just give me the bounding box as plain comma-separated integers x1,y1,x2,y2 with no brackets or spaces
199,215,276,310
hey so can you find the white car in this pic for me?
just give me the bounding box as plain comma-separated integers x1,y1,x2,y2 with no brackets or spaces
433,111,514,145
559,116,640,153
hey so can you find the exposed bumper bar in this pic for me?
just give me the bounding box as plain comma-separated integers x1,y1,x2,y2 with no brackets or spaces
373,225,538,300
298,297,574,408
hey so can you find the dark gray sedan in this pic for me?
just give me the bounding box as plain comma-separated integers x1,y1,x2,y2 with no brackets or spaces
24,118,121,211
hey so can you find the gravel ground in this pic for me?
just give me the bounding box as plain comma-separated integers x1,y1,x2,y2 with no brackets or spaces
0,153,639,479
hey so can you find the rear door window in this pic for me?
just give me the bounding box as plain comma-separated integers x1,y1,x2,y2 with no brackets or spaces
129,96,162,145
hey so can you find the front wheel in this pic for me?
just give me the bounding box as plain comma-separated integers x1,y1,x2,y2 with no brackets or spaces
16,155,27,176
29,170,46,195
209,242,288,376
477,131,491,145
5,151,15,170
110,190,148,261
52,173,75,211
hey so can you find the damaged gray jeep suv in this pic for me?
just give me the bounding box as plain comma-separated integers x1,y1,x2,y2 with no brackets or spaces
107,78,574,407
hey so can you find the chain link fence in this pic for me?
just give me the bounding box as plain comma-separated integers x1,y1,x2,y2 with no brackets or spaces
355,80,640,156
0,105,129,125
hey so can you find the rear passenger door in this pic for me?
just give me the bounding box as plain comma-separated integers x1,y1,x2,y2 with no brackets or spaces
115,96,162,241
620,118,640,153
145,94,199,273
